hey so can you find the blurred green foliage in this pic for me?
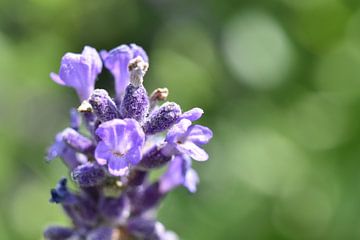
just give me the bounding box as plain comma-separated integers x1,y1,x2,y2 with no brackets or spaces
1,0,360,239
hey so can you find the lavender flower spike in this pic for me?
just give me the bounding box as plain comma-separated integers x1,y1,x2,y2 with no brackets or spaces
45,43,213,240
95,119,145,176
101,44,148,98
50,46,102,101
163,119,213,161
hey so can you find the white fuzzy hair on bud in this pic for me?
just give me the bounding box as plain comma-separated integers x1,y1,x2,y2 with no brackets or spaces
128,56,149,87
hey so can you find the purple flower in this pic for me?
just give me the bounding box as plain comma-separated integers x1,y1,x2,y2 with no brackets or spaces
50,46,102,101
159,155,199,193
95,119,145,176
101,44,148,98
163,119,213,161
46,131,84,169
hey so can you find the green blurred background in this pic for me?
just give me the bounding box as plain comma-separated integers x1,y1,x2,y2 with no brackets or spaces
1,0,360,239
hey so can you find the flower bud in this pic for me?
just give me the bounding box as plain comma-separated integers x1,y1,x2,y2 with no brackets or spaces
71,163,106,187
99,195,130,223
50,178,76,204
120,84,149,123
138,144,172,170
144,102,181,135
88,89,119,122
43,226,75,240
119,57,150,122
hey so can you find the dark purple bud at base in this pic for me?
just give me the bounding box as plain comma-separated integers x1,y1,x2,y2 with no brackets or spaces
127,170,148,186
89,89,119,122
144,102,181,135
50,178,76,204
87,227,118,240
62,128,94,154
100,195,130,222
138,144,172,170
43,226,75,240
128,219,178,240
120,84,149,123
71,163,105,187
132,183,164,215
128,218,157,239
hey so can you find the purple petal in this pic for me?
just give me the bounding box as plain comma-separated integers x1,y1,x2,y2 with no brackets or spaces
94,141,111,165
102,44,148,98
165,119,192,144
125,147,142,165
96,119,126,149
52,46,102,101
62,128,93,153
125,118,145,147
186,125,213,145
100,50,109,59
176,141,209,161
108,154,129,176
46,131,80,169
184,168,199,193
159,156,185,193
82,45,102,76
130,43,149,63
180,107,203,122
50,72,65,85
102,45,133,97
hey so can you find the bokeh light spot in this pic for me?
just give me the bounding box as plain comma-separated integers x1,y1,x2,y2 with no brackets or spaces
222,10,295,90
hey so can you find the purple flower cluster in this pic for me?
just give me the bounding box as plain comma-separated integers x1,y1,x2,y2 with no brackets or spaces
45,44,213,240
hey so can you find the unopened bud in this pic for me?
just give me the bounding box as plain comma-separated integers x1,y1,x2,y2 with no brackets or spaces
144,102,181,135
71,163,106,187
88,89,119,122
